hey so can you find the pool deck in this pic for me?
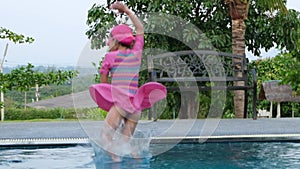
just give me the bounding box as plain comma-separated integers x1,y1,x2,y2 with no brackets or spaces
1,118,300,146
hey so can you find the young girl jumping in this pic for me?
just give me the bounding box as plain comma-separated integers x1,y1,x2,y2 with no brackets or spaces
89,2,166,161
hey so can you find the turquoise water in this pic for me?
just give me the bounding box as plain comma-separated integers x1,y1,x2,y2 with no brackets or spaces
0,142,300,169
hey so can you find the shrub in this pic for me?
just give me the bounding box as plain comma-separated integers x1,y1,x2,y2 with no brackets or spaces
75,108,107,120
4,108,77,120
3,107,111,121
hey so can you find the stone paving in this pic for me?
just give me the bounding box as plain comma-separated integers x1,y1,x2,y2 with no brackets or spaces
1,118,300,146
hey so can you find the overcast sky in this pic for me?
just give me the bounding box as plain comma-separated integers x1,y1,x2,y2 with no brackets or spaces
0,1,299,67
0,0,102,67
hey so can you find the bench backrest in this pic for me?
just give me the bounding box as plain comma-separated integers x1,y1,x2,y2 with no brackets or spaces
148,50,247,83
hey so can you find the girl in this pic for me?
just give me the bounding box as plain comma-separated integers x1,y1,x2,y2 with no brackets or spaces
89,2,166,161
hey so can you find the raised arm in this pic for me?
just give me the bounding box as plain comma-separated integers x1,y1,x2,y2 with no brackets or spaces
110,2,144,35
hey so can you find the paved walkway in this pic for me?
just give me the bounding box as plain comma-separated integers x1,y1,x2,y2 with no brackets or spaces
1,118,300,146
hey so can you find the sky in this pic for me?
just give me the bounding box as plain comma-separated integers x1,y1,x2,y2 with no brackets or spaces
0,0,103,67
0,0,299,67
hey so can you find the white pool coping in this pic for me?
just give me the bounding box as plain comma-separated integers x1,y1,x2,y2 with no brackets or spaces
1,119,300,146
0,138,89,146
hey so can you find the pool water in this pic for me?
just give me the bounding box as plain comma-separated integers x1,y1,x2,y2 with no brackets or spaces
152,142,300,169
0,145,94,169
0,142,300,169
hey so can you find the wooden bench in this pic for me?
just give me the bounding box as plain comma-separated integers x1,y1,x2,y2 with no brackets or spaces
147,50,257,119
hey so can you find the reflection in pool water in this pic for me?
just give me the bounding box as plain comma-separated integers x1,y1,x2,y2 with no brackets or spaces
0,142,300,169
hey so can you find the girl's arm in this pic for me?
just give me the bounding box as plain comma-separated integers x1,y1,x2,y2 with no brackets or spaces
110,2,144,35
100,73,109,83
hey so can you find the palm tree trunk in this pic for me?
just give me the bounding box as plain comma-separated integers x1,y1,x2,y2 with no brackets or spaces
226,0,287,118
232,19,246,118
226,0,249,118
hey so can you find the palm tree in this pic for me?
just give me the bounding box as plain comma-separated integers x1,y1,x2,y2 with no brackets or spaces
225,0,287,118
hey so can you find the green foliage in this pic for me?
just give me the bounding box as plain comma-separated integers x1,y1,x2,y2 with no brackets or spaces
255,0,288,14
0,73,10,93
0,27,34,44
5,83,73,108
246,6,300,56
86,0,299,55
85,0,299,119
86,0,232,52
86,4,115,48
4,108,74,120
198,92,211,118
251,53,300,117
76,108,107,120
0,64,78,119
284,29,300,90
3,107,109,121
251,53,300,94
157,92,180,119
1,63,78,92
92,61,102,83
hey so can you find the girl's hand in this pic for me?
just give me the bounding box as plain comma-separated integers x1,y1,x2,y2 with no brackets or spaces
110,1,144,35
110,2,129,14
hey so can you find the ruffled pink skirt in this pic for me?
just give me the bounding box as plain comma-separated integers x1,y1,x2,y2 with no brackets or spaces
89,82,167,114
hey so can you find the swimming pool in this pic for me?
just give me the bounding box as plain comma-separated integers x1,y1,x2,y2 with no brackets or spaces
1,142,300,169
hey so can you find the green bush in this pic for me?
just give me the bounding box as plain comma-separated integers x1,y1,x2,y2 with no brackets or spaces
3,107,147,121
4,108,79,120
76,108,107,120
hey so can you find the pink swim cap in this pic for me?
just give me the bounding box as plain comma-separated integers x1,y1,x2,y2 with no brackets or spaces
107,24,135,46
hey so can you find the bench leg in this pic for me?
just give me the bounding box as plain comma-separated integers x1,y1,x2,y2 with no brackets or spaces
148,105,158,121
148,109,152,120
252,92,257,120
244,90,248,118
153,103,158,121
252,83,258,120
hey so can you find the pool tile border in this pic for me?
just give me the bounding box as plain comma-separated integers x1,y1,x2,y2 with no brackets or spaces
0,138,89,147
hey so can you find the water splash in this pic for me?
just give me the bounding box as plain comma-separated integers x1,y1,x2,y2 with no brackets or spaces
92,129,152,169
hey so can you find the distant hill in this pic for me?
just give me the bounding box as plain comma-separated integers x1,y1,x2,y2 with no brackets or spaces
2,65,76,74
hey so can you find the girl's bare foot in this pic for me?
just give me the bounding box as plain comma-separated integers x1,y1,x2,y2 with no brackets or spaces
131,151,141,159
111,153,122,162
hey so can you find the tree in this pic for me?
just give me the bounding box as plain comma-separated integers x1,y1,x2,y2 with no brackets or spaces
0,27,34,44
5,63,78,108
225,0,299,118
252,53,299,92
284,29,300,93
86,0,299,118
1,27,35,121
251,53,300,117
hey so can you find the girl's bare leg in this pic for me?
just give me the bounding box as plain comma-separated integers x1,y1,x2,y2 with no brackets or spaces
100,105,124,161
121,117,139,141
100,106,141,160
121,113,141,158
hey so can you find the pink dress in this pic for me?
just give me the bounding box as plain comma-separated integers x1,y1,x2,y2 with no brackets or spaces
89,35,167,113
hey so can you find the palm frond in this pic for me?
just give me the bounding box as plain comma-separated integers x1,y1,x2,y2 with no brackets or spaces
256,0,288,13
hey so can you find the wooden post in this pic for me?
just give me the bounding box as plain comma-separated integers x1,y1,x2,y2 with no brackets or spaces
1,43,8,121
276,102,281,118
35,83,39,102
292,103,294,118
270,101,273,118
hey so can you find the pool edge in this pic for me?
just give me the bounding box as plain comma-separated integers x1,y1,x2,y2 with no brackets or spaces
150,134,300,143
1,134,300,147
0,137,89,147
